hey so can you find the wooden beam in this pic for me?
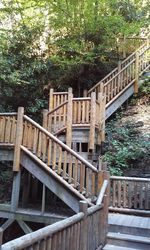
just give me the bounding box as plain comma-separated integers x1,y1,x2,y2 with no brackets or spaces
20,152,84,213
1,219,14,231
17,220,33,234
13,107,24,172
0,206,66,224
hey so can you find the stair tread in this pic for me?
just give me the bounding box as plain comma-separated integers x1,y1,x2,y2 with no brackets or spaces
103,244,137,250
107,232,150,244
109,213,150,230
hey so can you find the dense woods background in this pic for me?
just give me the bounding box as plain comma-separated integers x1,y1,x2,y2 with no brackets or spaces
0,0,149,114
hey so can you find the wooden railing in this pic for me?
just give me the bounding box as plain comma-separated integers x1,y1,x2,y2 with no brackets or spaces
110,176,150,214
49,89,69,111
88,38,150,106
0,109,105,201
0,113,17,144
46,90,106,149
1,175,109,250
22,114,99,199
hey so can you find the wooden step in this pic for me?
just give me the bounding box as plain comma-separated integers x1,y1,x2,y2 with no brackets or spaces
107,232,150,250
109,213,150,237
103,244,137,250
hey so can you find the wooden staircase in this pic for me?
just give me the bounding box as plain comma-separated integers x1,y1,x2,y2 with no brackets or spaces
44,36,150,164
0,110,107,213
0,36,150,248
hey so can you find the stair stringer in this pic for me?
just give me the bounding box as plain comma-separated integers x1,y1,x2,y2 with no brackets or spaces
20,147,93,213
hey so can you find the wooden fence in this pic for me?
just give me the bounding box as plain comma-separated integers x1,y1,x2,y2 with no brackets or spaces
1,173,109,250
110,176,150,214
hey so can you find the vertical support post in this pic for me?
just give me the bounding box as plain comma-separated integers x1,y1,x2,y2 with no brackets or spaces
66,88,73,148
79,201,88,250
89,92,96,151
41,184,46,214
134,50,139,94
11,171,21,212
100,82,104,94
83,89,88,97
42,109,48,209
43,109,48,130
13,107,24,172
49,88,54,111
97,92,106,146
0,228,3,249
96,171,104,196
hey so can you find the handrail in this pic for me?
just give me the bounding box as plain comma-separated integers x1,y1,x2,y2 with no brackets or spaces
23,115,97,172
0,113,17,116
1,212,84,250
111,176,150,182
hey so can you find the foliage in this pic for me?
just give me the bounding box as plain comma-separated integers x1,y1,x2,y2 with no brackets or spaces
104,117,150,176
0,0,149,113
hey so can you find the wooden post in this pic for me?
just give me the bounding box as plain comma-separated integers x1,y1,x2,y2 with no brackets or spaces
97,93,106,146
49,88,54,111
13,107,24,172
123,36,126,58
134,50,139,94
102,171,110,245
83,89,88,97
89,92,96,151
0,228,3,249
43,109,48,130
79,201,88,250
100,82,104,94
96,171,104,196
66,88,73,148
